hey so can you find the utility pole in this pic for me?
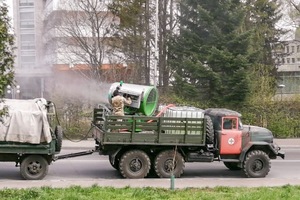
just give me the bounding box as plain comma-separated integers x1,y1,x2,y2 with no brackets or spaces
154,0,158,87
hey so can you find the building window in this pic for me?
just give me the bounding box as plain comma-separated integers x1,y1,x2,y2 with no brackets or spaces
297,45,300,53
19,6,34,12
20,50,36,56
21,56,35,63
292,58,295,63
19,0,34,6
20,12,34,20
286,46,289,53
20,34,35,42
20,63,35,69
287,58,290,63
282,58,285,64
297,58,300,62
292,46,295,53
21,42,35,50
20,21,34,28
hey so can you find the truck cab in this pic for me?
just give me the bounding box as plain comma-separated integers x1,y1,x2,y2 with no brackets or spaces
205,108,284,175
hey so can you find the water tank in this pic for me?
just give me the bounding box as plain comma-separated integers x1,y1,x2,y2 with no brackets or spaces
108,82,158,116
162,106,205,134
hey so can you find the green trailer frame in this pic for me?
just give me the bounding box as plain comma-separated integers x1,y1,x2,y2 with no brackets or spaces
0,140,56,157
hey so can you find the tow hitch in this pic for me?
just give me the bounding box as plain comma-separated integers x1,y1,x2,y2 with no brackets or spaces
53,150,95,161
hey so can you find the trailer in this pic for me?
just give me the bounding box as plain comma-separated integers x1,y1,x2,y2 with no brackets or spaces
0,98,62,180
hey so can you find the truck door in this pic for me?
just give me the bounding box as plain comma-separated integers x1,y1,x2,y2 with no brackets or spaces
220,117,242,154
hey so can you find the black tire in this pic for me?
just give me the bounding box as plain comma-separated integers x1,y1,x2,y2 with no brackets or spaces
243,150,270,178
147,155,158,178
204,115,214,145
54,125,63,152
20,155,49,180
154,150,185,178
109,155,119,170
119,150,150,178
224,162,242,171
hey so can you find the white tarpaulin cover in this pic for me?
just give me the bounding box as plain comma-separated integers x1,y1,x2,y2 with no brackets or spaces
0,98,52,144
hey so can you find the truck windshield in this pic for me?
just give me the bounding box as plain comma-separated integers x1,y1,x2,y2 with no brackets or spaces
238,118,243,130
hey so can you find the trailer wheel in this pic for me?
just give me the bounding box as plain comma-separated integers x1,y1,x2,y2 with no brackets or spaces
109,155,119,170
243,150,270,178
224,162,241,170
20,155,49,180
119,150,150,178
154,150,185,178
204,115,214,145
54,125,63,152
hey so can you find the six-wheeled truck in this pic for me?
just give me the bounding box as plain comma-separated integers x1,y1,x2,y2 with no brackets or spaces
92,105,285,179
0,98,62,180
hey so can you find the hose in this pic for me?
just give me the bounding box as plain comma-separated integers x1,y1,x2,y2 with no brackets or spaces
50,101,93,143
147,104,175,123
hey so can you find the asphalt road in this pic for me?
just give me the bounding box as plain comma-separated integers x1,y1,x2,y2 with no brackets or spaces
0,140,299,189
0,139,300,188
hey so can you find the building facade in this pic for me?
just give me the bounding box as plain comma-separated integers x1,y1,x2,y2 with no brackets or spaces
12,0,52,99
277,40,300,99
12,0,128,100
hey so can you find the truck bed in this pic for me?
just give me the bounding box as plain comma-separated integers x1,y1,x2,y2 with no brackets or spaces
93,108,207,146
0,140,56,154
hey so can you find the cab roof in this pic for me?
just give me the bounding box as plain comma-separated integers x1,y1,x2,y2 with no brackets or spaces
205,108,242,117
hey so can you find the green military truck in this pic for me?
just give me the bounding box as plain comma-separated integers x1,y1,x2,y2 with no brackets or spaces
92,105,285,179
0,98,62,180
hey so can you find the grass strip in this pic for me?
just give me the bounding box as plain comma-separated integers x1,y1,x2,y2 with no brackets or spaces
0,184,299,200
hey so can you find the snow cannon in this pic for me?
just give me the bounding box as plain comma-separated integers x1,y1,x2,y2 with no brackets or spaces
108,82,158,116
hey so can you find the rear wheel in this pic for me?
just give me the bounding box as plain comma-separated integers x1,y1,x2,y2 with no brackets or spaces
154,150,185,178
224,162,241,170
20,155,49,180
119,150,150,178
243,150,270,178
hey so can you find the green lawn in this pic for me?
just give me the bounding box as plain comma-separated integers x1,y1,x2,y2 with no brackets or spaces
0,185,299,200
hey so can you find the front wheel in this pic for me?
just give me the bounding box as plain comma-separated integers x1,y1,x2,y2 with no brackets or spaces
243,150,270,178
119,150,150,178
20,155,49,180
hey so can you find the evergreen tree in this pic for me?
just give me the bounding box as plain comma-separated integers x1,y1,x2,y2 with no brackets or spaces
244,0,284,104
169,0,252,106
0,3,14,99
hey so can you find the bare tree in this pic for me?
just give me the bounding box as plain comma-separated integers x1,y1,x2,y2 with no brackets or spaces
108,0,178,86
280,0,300,39
157,0,178,91
44,0,125,83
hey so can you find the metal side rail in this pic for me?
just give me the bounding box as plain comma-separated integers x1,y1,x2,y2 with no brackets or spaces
53,149,95,161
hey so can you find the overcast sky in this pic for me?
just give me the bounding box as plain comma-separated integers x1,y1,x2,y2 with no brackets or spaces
2,0,296,40
4,0,13,22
